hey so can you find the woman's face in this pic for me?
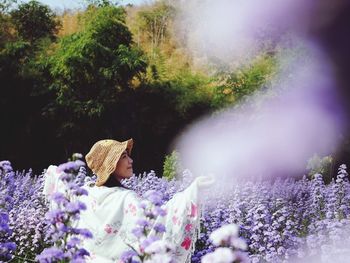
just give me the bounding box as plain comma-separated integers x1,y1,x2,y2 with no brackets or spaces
113,150,133,181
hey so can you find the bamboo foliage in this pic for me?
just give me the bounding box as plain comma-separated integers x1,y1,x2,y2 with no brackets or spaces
137,2,175,57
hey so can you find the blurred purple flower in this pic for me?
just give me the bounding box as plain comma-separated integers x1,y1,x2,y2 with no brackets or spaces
137,218,150,227
121,250,138,261
141,236,160,250
51,192,67,204
36,247,65,262
144,190,164,206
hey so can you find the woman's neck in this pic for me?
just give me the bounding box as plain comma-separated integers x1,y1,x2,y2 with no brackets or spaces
103,175,125,188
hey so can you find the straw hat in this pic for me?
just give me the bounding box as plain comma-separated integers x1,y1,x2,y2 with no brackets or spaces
85,139,133,186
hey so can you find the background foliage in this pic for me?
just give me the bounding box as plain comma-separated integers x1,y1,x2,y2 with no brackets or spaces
0,0,348,176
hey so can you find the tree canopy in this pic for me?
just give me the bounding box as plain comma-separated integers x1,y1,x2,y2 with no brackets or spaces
10,0,61,43
47,5,147,119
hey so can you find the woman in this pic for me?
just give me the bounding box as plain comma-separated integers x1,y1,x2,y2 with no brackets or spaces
45,139,214,262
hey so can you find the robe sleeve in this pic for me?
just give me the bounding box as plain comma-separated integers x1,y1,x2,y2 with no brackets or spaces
159,178,201,262
42,165,66,207
119,179,201,262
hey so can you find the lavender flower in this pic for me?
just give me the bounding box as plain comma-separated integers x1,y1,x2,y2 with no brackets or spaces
36,247,65,262
121,249,138,262
0,210,16,261
2,158,350,263
122,189,174,262
202,223,248,263
36,157,92,263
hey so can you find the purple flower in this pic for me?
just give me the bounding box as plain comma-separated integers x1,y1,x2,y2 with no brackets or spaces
153,207,167,217
2,242,16,251
0,241,17,261
139,201,148,209
59,172,74,182
56,222,69,233
73,248,90,258
132,227,144,238
153,223,166,233
36,247,65,262
136,218,150,227
74,228,93,238
46,209,65,221
5,159,350,262
58,160,85,173
73,188,88,196
121,250,138,261
71,258,86,263
141,236,160,250
0,160,13,174
51,192,67,204
67,237,81,248
144,190,163,206
65,201,87,213
36,158,93,262
74,160,85,167
58,162,76,172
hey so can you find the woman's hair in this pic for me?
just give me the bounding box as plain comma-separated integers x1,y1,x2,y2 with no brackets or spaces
103,173,127,188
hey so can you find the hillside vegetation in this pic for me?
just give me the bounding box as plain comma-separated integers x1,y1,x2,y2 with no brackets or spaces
0,0,290,174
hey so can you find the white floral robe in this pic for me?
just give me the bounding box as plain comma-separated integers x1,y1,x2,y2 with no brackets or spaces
43,165,201,263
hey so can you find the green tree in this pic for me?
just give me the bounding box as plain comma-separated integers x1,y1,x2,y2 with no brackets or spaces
307,154,334,183
0,0,17,46
0,0,16,13
212,54,277,108
0,38,58,171
138,2,175,53
47,5,146,119
83,0,117,7
163,150,181,180
10,0,61,43
0,0,65,172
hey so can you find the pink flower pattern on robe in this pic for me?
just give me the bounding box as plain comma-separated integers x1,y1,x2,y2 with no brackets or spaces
124,203,137,216
185,223,193,232
44,165,202,263
181,236,192,250
189,202,197,218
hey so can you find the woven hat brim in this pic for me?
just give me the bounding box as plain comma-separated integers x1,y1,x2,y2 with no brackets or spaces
85,138,133,186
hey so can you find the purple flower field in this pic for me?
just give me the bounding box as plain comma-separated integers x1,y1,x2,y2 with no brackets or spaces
1,160,350,262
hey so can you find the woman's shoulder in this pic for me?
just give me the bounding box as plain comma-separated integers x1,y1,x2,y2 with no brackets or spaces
82,184,134,201
83,184,133,193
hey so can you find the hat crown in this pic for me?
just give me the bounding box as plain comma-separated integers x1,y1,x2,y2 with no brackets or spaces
85,139,133,186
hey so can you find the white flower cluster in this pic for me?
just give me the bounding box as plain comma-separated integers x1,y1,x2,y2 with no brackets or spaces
144,240,175,255
202,223,248,263
143,237,175,263
210,224,239,246
202,247,237,263
210,224,247,250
